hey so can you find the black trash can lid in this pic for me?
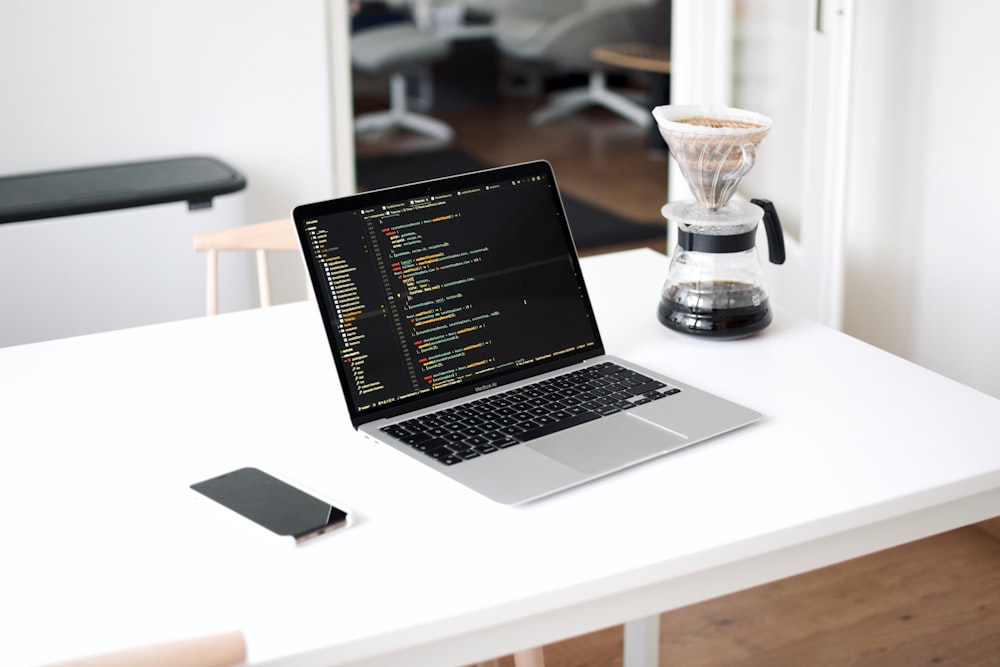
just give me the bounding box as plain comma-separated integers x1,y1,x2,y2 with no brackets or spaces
0,156,246,224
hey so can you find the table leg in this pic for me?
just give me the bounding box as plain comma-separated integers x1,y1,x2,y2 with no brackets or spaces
623,615,660,667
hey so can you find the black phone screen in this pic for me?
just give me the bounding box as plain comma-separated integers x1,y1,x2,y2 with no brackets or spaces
191,467,348,543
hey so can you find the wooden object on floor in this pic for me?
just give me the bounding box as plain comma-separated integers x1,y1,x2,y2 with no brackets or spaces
192,218,299,315
44,630,246,667
477,646,546,667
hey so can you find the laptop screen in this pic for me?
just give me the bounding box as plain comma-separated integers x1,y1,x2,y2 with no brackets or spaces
293,161,604,427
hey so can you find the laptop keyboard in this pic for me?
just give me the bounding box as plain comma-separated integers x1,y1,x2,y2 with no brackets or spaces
380,361,681,466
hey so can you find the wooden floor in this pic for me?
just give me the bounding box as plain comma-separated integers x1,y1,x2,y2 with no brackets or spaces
353,94,1000,666
537,523,1000,667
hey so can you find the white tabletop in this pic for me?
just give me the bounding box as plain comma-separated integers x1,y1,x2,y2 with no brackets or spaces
2,249,999,667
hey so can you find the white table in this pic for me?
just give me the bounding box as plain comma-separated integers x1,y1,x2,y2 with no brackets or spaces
2,249,998,667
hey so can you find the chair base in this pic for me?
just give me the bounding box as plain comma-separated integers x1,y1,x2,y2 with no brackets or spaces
355,110,455,141
355,71,454,142
529,71,651,128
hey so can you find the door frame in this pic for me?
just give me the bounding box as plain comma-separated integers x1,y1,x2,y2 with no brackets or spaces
327,0,357,197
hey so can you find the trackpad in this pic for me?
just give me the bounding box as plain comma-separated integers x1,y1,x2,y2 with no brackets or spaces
529,414,688,475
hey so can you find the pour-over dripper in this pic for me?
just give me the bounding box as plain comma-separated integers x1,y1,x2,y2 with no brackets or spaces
652,105,772,210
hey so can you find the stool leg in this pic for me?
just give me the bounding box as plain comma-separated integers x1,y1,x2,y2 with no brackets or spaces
206,249,219,316
512,647,545,667
475,646,544,667
255,249,272,308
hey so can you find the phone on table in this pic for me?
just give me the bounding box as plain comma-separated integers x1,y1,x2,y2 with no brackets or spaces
191,467,349,544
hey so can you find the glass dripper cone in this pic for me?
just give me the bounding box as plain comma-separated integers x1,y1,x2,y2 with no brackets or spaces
652,105,772,210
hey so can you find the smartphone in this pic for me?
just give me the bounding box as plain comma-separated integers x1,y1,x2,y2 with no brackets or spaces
191,467,349,544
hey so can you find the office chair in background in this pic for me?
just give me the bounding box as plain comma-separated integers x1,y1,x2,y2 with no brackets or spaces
352,21,455,141
494,0,669,127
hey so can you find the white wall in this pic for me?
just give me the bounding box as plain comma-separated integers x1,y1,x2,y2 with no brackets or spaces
721,0,1000,399
843,0,1000,398
0,0,354,313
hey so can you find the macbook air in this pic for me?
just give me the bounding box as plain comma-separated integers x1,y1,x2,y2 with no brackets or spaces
291,160,759,504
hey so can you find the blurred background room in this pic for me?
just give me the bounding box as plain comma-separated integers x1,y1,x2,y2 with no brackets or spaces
1,2,997,661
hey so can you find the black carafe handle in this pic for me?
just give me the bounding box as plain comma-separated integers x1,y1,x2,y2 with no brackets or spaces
752,198,786,265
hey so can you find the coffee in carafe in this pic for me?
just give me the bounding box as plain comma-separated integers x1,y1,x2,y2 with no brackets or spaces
659,281,772,338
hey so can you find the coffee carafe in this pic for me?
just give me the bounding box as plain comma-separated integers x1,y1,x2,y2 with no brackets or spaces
652,104,785,339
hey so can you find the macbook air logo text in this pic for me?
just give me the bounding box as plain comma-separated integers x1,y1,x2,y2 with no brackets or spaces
475,382,497,393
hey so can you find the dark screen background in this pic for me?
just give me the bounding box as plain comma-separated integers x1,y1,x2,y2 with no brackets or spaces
298,164,602,420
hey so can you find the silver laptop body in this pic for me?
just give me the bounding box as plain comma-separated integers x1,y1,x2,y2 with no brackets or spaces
292,161,759,504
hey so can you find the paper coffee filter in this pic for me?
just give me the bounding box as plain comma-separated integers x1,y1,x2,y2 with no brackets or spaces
652,104,772,209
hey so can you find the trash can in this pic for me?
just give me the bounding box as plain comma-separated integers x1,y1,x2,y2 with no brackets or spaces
0,156,251,347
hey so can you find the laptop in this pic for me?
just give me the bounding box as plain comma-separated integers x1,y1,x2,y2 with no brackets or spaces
291,160,759,504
